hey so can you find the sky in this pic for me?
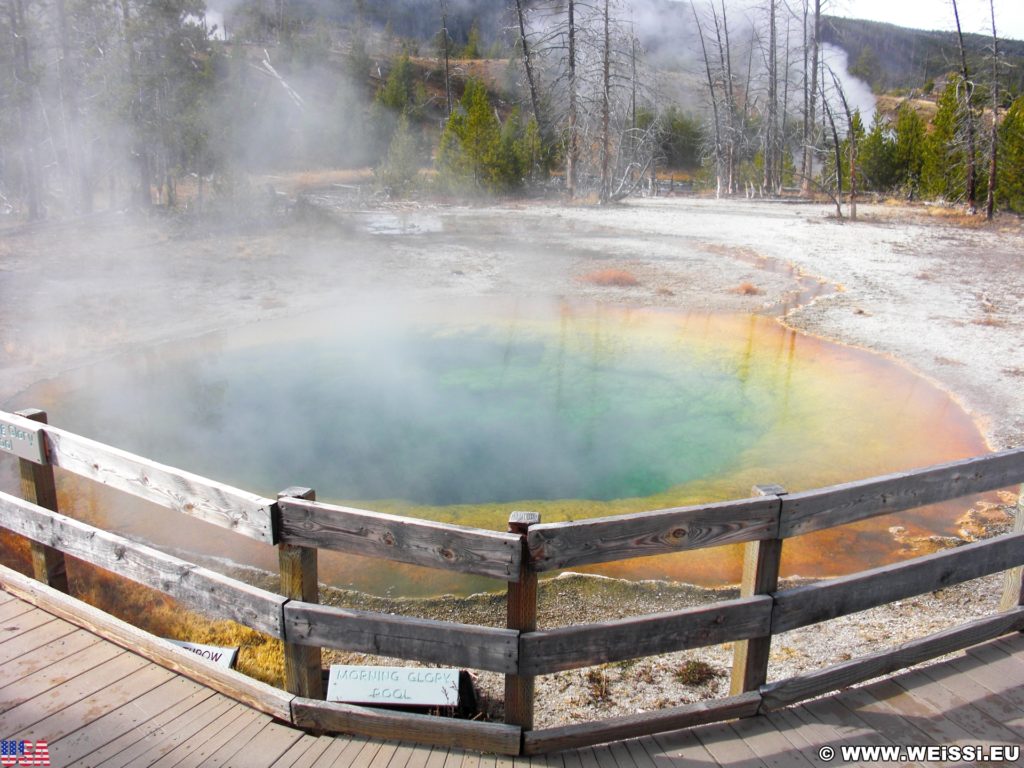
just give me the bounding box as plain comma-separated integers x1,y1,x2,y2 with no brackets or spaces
826,0,1022,42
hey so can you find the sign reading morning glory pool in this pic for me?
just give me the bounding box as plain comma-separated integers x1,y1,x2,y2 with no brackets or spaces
327,665,460,707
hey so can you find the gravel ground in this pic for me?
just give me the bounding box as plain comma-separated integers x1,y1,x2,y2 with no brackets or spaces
2,194,1023,726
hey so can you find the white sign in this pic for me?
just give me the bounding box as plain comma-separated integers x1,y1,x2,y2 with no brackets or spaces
327,665,460,707
0,415,46,463
167,639,239,669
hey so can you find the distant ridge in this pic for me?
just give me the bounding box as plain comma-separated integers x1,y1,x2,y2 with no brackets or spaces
821,15,1024,95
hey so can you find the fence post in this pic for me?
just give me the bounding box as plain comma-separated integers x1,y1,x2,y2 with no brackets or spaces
277,487,323,700
1000,485,1024,611
16,409,69,593
505,510,539,733
729,483,785,697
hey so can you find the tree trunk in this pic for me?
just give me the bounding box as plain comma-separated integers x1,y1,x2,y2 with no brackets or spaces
952,0,977,212
567,0,577,199
514,0,541,130
600,0,611,203
10,0,43,220
764,0,777,195
985,0,998,221
801,0,820,196
441,1,452,116
691,2,722,196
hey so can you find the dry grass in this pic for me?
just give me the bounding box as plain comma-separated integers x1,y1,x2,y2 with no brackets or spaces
673,659,721,686
972,315,1006,327
271,168,374,193
580,268,640,287
0,534,284,687
731,281,762,296
585,666,613,701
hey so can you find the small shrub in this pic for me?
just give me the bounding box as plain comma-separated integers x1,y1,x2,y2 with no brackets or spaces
585,667,612,701
731,282,761,296
674,659,720,686
580,269,640,287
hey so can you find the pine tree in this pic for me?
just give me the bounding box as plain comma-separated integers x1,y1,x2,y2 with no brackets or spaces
893,103,926,195
996,96,1024,213
921,79,964,201
859,112,897,192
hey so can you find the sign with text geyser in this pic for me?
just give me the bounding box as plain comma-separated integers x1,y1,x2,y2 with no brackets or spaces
327,665,460,707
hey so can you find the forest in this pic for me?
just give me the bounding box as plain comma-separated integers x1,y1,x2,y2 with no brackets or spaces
1,0,1023,220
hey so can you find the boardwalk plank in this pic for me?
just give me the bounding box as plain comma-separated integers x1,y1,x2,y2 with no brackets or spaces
0,627,101,682
299,735,355,768
0,645,139,727
861,678,980,746
694,721,767,768
220,720,306,768
62,684,215,768
649,727,719,766
728,715,816,768
917,659,1024,739
891,667,1023,743
265,734,323,768
0,597,36,622
122,701,251,768
951,646,1024,712
368,741,402,768
30,662,176,742
49,673,202,763
158,708,270,768
0,616,76,662
0,605,57,641
91,695,241,768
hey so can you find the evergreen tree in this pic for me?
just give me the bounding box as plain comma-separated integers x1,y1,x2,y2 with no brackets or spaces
437,79,540,194
892,103,926,194
377,113,420,196
859,112,897,191
997,95,1024,213
921,78,969,201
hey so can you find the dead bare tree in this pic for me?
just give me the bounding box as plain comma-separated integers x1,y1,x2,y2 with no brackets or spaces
951,0,977,212
691,1,723,195
800,0,821,196
828,67,857,220
513,0,541,128
985,0,999,221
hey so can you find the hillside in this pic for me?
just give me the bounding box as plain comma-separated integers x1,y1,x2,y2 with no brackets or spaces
821,15,1024,96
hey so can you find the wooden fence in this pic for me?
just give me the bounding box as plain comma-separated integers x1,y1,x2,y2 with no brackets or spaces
1,407,1023,756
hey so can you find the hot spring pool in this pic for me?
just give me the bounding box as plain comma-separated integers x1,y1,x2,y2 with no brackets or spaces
13,298,989,596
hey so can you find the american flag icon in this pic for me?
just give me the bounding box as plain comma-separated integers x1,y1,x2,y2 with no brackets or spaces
0,740,49,767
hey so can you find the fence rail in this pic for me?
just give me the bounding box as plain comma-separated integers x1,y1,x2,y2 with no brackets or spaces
1,407,1023,756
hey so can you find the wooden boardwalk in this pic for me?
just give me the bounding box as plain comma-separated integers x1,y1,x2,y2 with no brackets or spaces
1,589,1023,767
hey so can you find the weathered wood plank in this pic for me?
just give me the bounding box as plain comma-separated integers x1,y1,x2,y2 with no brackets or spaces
0,491,285,637
731,484,785,698
772,531,1024,633
277,498,522,582
291,698,522,755
61,684,217,768
69,696,242,768
31,661,176,743
1,651,148,733
0,638,123,713
0,563,294,721
526,496,780,573
505,511,538,731
0,627,103,682
278,487,324,700
521,691,761,755
519,595,773,675
760,607,1024,710
17,410,71,592
148,706,268,768
283,601,518,674
1000,485,1024,610
779,447,1024,538
50,676,212,766
41,421,275,542
0,615,76,662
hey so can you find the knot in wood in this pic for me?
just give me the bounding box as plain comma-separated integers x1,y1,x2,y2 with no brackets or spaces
671,527,687,540
381,531,396,547
439,547,455,561
113,545,126,560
